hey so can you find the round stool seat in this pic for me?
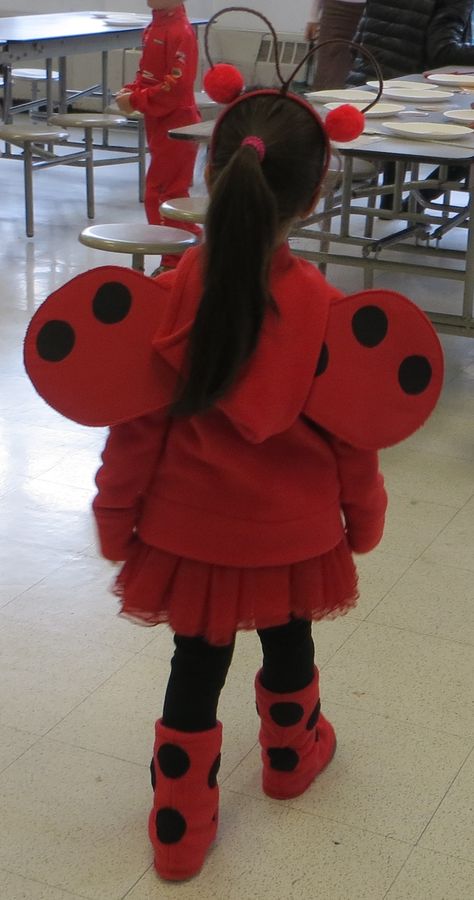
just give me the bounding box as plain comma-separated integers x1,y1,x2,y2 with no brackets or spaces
160,196,208,224
0,123,68,143
79,223,198,255
12,67,60,82
49,113,127,129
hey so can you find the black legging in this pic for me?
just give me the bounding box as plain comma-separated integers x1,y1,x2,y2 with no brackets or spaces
162,617,315,732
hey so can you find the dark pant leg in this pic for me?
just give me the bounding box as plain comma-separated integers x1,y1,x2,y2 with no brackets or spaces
162,633,235,732
257,617,315,693
313,0,365,90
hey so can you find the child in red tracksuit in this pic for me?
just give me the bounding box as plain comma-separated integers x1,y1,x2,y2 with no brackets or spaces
25,66,442,886
116,0,200,268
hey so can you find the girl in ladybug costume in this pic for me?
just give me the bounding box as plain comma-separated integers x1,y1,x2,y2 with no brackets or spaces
24,8,443,884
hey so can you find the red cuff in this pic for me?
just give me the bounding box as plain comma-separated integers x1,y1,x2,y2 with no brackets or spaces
93,506,137,561
346,513,386,554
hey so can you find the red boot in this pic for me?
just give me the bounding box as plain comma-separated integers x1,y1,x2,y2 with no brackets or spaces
255,667,336,800
148,720,222,881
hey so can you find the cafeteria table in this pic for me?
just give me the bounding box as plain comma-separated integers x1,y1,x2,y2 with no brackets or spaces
0,12,208,123
168,76,474,336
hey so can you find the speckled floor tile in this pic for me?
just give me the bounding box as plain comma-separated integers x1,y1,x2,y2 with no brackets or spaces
224,703,471,843
385,848,474,899
377,493,456,559
419,749,474,862
322,622,474,738
351,546,413,619
0,725,38,775
49,651,259,782
380,444,474,508
0,740,151,900
421,496,474,573
0,615,133,733
124,790,411,900
1,554,157,654
367,557,474,645
0,539,76,608
0,869,84,900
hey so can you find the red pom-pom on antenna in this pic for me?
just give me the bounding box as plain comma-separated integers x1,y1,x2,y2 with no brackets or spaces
325,104,365,142
203,63,245,104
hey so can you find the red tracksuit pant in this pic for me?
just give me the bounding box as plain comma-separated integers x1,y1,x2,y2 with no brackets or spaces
145,108,202,268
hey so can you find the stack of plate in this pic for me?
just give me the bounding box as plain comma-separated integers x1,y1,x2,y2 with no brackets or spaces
381,121,473,141
101,13,150,27
426,73,474,88
366,79,453,103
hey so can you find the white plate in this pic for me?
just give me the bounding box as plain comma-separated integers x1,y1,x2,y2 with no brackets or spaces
306,88,373,103
325,101,406,117
382,121,473,140
382,88,453,102
366,79,437,91
103,15,149,27
427,73,474,87
443,108,474,125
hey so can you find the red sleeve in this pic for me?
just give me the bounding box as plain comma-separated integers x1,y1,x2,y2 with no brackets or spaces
92,411,170,561
328,436,388,554
129,30,198,118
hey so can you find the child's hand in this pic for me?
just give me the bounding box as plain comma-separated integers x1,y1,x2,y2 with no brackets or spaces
116,92,134,115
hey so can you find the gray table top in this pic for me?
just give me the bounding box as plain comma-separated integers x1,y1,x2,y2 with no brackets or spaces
0,11,207,43
315,72,474,163
168,69,474,162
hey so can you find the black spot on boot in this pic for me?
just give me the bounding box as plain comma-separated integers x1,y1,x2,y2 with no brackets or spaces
155,807,187,844
208,753,221,788
269,702,304,727
267,747,300,772
306,699,321,731
157,743,190,779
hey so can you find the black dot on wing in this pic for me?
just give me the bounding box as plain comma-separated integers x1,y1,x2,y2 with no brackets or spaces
399,355,432,395
352,305,388,347
315,342,329,376
36,320,75,362
92,281,132,324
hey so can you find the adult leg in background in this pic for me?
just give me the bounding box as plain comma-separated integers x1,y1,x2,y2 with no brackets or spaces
313,0,366,90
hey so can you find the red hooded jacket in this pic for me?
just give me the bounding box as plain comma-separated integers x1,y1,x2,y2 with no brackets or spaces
92,244,387,566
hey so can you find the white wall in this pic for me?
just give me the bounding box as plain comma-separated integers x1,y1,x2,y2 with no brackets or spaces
0,2,310,33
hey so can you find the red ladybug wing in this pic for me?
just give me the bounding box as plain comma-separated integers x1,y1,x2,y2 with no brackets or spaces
304,289,444,449
24,267,179,426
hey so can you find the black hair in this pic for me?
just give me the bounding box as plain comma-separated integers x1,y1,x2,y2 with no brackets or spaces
171,92,328,417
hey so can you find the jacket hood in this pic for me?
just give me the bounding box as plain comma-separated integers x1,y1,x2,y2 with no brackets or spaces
152,244,332,442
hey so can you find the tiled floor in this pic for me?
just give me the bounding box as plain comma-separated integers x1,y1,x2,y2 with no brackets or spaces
0,131,473,899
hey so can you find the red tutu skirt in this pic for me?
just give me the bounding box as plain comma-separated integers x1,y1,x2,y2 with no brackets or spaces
113,537,359,646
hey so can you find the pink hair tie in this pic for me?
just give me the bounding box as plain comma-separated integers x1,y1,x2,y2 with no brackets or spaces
241,135,266,162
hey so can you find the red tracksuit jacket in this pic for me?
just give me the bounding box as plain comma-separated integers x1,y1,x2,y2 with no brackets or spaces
124,5,198,123
92,244,388,566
